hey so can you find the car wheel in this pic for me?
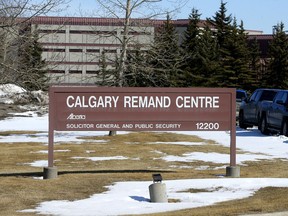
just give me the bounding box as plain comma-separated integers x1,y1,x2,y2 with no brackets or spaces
260,116,269,135
239,111,247,129
281,120,288,136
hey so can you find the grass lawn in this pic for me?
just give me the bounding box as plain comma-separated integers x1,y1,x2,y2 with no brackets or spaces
0,131,288,216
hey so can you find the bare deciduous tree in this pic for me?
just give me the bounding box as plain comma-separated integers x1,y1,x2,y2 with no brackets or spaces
92,0,188,136
0,0,69,87
94,0,188,87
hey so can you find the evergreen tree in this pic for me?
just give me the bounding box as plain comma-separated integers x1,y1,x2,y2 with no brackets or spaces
95,50,114,86
224,19,252,89
181,8,202,86
182,8,201,51
17,26,47,91
265,22,288,88
124,48,155,87
207,1,252,89
207,1,235,87
208,1,232,51
196,25,220,87
147,14,185,87
248,37,262,90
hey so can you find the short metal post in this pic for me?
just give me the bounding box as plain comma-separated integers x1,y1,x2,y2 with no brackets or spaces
149,174,168,203
149,183,168,203
43,166,58,179
226,166,240,177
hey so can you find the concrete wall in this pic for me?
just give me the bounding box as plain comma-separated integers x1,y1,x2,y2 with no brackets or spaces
34,20,154,84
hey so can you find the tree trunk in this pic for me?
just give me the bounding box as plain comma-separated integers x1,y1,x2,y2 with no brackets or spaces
118,0,131,87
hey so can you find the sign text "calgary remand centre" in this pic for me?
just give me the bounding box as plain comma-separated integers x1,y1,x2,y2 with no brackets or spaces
66,95,220,109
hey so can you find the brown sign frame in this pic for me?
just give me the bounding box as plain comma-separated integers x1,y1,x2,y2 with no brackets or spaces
48,86,236,168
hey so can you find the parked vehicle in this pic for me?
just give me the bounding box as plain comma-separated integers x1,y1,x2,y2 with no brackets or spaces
236,89,248,120
258,90,288,135
239,88,279,129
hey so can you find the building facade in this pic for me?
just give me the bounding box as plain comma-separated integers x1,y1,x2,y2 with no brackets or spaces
29,16,264,84
31,17,161,84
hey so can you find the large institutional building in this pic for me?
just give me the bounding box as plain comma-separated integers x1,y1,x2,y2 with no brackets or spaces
28,16,264,84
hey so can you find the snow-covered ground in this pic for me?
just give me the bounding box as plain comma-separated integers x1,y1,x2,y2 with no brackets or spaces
0,112,287,215
1,84,288,215
21,178,288,216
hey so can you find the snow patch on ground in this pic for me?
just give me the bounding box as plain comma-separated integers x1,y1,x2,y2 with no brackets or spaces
21,178,288,216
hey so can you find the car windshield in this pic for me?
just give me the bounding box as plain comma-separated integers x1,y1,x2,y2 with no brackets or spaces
259,91,277,101
236,91,246,100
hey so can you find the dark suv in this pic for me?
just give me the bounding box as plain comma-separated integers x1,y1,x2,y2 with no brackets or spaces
259,90,288,135
239,88,279,129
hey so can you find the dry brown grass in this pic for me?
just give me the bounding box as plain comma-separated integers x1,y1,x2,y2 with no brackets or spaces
0,131,288,216
144,187,288,216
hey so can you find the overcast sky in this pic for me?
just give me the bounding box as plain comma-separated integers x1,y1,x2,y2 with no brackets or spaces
57,0,288,34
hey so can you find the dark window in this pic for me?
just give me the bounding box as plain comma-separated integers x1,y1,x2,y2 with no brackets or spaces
121,31,151,35
70,30,116,35
280,92,288,104
259,90,278,101
274,92,284,102
236,91,247,102
86,70,100,74
86,49,100,53
104,49,117,53
70,30,86,34
249,90,259,102
274,91,288,104
236,92,246,99
69,49,82,52
39,29,65,34
43,48,65,52
49,70,65,74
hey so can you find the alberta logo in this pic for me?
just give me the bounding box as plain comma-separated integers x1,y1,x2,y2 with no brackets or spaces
67,113,86,120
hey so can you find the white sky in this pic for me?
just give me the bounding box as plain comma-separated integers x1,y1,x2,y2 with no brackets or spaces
1,84,288,215
53,0,288,34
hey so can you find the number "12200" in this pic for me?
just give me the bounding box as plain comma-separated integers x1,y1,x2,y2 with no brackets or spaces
196,122,219,130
